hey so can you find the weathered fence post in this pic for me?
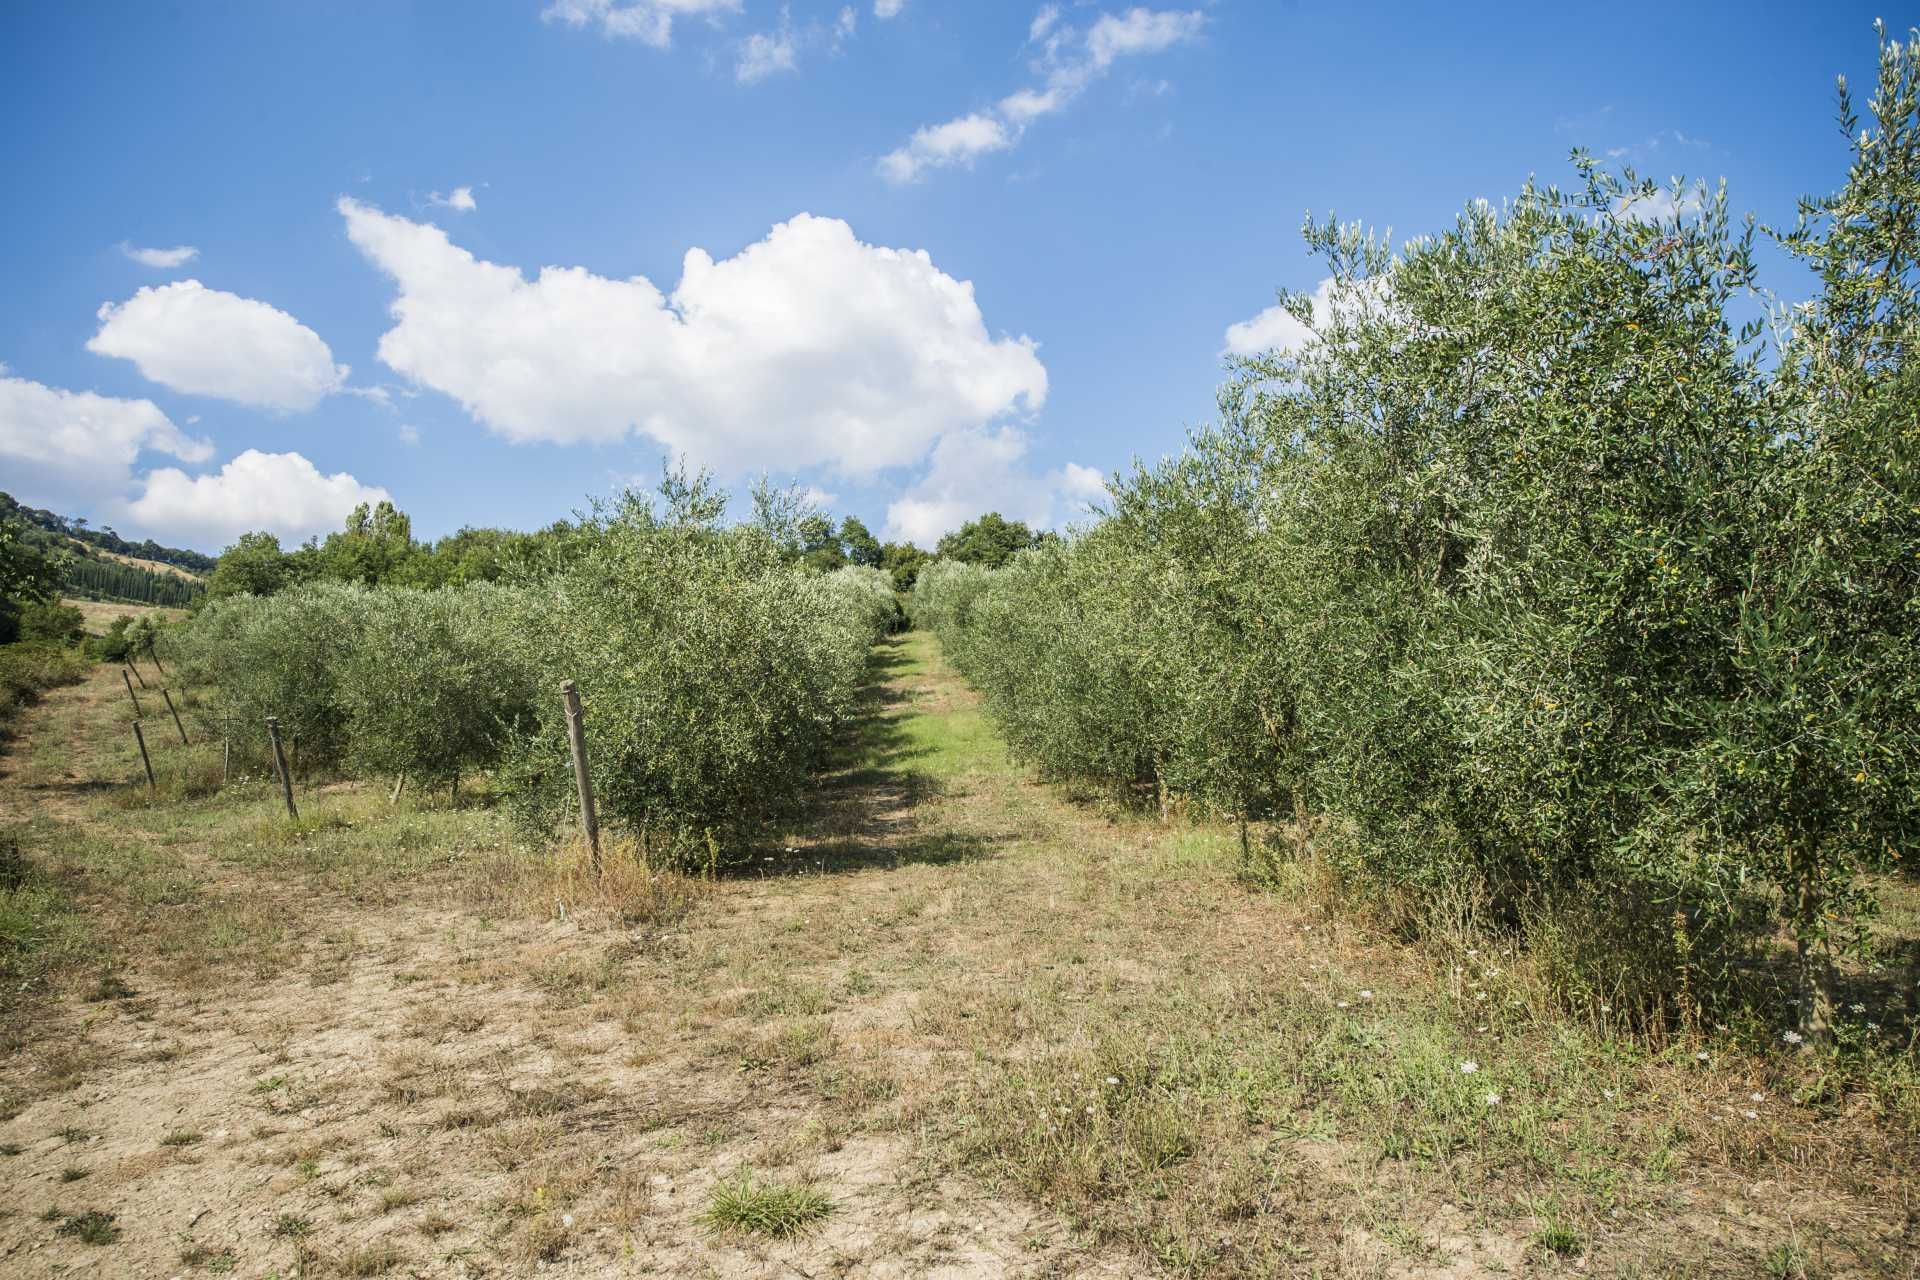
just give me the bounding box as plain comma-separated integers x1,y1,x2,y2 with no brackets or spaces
148,643,167,679
266,716,297,820
560,680,600,874
161,689,188,745
132,721,155,791
121,668,144,718
220,716,231,784
126,661,147,690
389,772,407,804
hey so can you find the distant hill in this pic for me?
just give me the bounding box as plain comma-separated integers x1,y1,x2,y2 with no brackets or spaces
1,492,215,575
2,491,208,608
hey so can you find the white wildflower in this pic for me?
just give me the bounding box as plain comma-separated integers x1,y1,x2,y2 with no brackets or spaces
1781,1030,1804,1046
1359,990,1374,1001
1459,1060,1479,1075
1483,1091,1501,1106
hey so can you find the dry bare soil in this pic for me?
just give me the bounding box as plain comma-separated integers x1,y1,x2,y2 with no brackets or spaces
0,634,1914,1277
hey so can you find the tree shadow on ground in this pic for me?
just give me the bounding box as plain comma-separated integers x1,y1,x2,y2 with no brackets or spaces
735,634,1009,878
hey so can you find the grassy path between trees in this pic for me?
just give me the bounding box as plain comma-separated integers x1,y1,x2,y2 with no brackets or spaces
0,634,1913,1277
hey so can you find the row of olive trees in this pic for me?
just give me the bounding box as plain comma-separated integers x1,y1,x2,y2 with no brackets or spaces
917,29,1920,1038
168,478,901,867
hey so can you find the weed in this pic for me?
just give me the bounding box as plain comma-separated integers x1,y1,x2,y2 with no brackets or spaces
58,1165,88,1182
336,1242,408,1275
272,1212,314,1238
160,1128,202,1147
1766,1239,1812,1279
701,1169,832,1238
55,1208,121,1244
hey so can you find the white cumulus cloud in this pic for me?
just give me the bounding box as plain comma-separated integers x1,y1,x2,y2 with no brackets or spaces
541,0,740,47
428,185,478,212
874,0,904,16
0,373,212,511
337,199,1046,478
120,243,199,269
1223,277,1335,358
87,281,349,411
883,425,1097,544
878,113,1013,183
127,449,391,547
736,17,797,81
879,5,1204,183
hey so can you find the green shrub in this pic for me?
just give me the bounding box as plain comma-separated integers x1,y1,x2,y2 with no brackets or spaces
0,641,89,730
501,479,883,867
334,583,538,786
922,29,1920,1037
167,584,367,772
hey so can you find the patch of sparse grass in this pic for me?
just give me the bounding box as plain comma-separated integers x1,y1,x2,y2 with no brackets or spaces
334,1241,408,1275
1765,1239,1813,1279
54,1207,121,1244
272,1211,314,1239
58,1165,88,1182
377,1185,424,1214
160,1128,202,1147
700,1169,832,1238
417,1212,457,1238
180,1243,238,1271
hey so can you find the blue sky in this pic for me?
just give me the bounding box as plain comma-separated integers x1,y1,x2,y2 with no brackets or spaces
0,1,1894,552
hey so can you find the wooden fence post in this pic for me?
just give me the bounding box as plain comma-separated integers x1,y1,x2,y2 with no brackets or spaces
121,668,144,718
148,644,167,679
132,721,155,791
161,689,188,745
561,680,600,874
220,716,231,784
389,772,406,804
266,716,297,820
126,661,148,690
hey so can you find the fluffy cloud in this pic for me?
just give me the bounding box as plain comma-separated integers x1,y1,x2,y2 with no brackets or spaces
127,449,391,546
736,18,797,82
883,425,1097,544
1085,7,1203,66
1054,460,1107,506
874,0,904,17
120,243,199,269
87,281,349,411
428,185,478,212
879,5,1203,182
877,114,1012,183
541,0,740,47
338,198,1046,477
1223,277,1334,358
0,373,212,510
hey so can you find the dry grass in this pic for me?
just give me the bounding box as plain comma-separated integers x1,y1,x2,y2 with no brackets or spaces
58,598,188,636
